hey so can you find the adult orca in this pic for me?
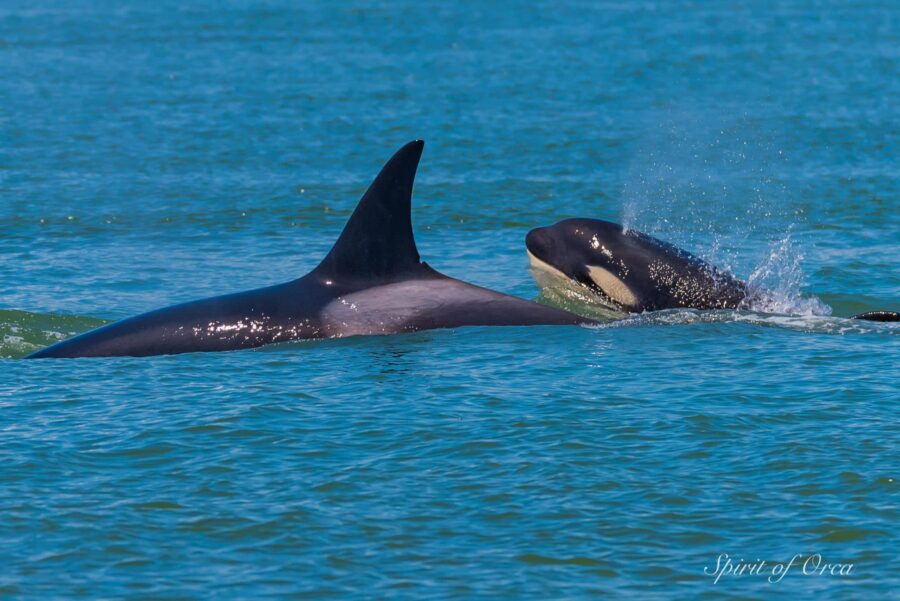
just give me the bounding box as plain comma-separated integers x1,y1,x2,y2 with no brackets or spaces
525,218,899,321
27,141,590,359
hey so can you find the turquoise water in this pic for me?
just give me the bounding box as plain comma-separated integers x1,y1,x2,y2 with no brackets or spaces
2,1,898,598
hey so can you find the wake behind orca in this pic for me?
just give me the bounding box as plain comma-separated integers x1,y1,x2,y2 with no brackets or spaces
28,141,590,358
526,218,899,322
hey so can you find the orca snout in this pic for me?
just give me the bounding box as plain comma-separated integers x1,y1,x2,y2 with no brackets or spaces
525,227,554,261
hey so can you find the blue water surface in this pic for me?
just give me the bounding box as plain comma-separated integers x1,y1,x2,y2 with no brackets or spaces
2,1,898,599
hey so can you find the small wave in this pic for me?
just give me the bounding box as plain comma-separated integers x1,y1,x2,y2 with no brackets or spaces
0,310,108,359
733,311,899,334
587,308,899,335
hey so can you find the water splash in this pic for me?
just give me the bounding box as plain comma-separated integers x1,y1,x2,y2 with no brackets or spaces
615,106,837,319
742,229,832,316
617,106,797,272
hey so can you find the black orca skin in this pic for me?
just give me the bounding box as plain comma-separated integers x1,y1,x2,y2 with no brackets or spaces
28,141,590,358
526,218,898,322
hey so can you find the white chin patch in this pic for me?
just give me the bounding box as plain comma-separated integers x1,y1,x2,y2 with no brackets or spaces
586,265,638,309
526,250,570,281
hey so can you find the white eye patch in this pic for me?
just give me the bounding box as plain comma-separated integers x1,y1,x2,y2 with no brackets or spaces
587,265,638,309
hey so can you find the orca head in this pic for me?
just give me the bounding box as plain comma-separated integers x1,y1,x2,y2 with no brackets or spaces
526,218,646,313
527,218,750,313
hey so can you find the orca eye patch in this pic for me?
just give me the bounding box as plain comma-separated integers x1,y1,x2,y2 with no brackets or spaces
584,265,640,310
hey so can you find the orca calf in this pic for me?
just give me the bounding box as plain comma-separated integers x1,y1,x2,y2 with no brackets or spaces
526,218,899,321
28,141,589,358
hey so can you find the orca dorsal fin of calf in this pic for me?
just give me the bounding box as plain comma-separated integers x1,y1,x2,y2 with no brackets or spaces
27,140,589,359
851,311,900,322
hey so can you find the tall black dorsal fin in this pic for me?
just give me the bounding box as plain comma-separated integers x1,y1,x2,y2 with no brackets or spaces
313,140,425,279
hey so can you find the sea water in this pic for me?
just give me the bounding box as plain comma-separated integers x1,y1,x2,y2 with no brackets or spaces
1,1,898,598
